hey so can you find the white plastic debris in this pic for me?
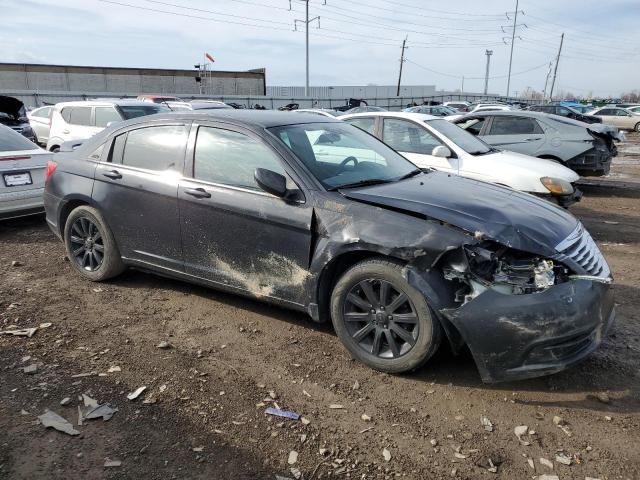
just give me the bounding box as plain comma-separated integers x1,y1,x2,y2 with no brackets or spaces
383,448,392,462
287,450,298,465
481,416,494,432
539,457,554,470
361,413,371,422
555,453,572,466
104,458,122,467
127,386,147,401
38,410,80,436
514,425,530,446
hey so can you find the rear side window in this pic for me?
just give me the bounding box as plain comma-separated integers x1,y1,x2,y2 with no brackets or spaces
68,107,92,126
595,109,613,116
94,107,122,128
120,125,187,171
32,107,51,118
487,116,543,135
345,117,376,135
194,126,285,190
382,118,442,154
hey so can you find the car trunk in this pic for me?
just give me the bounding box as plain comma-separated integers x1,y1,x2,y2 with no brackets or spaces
0,150,50,195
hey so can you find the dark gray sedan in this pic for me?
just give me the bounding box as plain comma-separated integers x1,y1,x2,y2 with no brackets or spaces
44,111,614,382
452,110,619,176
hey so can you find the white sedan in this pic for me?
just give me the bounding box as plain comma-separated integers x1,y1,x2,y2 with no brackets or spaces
0,125,52,220
339,112,581,206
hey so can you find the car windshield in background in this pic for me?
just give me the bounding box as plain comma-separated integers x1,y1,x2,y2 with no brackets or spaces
119,104,170,119
426,119,492,155
269,122,419,190
0,126,36,151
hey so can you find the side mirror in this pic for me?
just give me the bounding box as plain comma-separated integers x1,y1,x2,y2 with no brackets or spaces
255,168,287,198
432,146,452,158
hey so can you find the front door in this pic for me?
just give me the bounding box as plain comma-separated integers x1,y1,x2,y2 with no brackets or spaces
480,115,545,156
380,117,459,172
92,123,188,271
178,123,314,305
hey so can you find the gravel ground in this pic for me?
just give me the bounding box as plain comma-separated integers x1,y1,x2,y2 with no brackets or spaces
1,134,640,480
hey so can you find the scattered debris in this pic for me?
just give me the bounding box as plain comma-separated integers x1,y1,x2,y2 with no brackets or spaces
157,341,172,349
60,397,71,406
289,467,302,479
328,404,344,409
300,417,311,425
287,450,298,465
352,380,360,390
555,453,572,466
539,457,554,470
514,425,530,446
359,427,374,434
603,221,619,225
193,446,204,452
553,416,572,437
92,288,104,293
80,394,118,421
1,323,51,338
265,407,300,421
104,458,122,468
38,411,80,436
430,439,438,447
481,416,494,432
535,476,559,480
71,372,95,378
361,413,371,422
11,260,23,267
127,386,147,401
527,457,535,470
383,448,392,462
302,390,311,398
587,392,610,404
107,366,121,373
23,364,38,374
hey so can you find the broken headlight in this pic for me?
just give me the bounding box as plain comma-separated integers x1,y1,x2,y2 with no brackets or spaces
442,242,570,304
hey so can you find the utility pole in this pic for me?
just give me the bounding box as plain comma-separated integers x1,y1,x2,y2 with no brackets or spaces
461,76,465,93
484,49,493,95
549,33,564,101
295,1,320,97
542,61,553,101
396,36,407,96
506,0,519,98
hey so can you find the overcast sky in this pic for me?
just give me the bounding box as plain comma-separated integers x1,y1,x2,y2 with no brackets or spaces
1,0,638,97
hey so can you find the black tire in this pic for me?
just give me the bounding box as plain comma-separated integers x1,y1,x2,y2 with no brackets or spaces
50,146,60,153
330,258,441,374
635,122,640,133
63,205,125,281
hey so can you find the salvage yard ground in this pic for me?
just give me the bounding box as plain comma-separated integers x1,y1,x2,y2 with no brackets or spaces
1,136,640,480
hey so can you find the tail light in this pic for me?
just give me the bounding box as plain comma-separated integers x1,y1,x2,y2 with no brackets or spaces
45,160,57,180
0,155,31,162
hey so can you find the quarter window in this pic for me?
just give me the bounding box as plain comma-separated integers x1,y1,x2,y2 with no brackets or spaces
194,127,285,190
32,107,51,118
94,107,122,128
120,125,187,171
68,107,92,126
487,116,543,135
382,118,442,154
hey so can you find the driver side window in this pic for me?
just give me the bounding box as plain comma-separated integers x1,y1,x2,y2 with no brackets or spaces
382,118,442,155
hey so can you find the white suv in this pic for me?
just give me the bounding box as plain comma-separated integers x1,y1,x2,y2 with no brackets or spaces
46,100,169,151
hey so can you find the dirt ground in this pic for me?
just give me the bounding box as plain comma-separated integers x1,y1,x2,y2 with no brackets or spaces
2,135,640,480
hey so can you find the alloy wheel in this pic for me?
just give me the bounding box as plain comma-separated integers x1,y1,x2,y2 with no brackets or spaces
343,279,419,359
69,217,104,271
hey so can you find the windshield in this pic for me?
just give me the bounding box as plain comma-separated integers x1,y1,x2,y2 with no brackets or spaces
269,122,420,190
426,119,492,155
0,125,37,151
119,104,170,119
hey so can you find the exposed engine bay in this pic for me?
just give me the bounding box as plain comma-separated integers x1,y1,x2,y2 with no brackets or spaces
442,242,571,305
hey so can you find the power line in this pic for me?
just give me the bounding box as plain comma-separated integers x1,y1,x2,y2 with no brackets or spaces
405,58,549,80
354,0,506,17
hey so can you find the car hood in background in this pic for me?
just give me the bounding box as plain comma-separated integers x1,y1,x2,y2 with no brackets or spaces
0,95,27,119
485,150,579,182
340,171,578,257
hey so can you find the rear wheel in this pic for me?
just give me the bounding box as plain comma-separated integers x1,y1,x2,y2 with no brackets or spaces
330,258,441,373
63,206,124,281
635,122,640,132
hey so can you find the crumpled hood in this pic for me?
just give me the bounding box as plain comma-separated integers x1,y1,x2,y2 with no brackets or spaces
341,171,578,257
0,96,27,119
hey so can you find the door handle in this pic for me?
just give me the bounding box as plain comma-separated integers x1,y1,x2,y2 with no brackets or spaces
102,170,122,179
184,187,211,199
524,138,539,141
63,129,70,134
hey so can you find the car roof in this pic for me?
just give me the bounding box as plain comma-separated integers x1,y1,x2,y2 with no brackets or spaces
341,111,439,121
117,110,343,129
53,99,162,108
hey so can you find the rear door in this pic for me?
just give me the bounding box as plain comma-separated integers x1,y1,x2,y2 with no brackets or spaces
61,106,99,141
178,122,314,304
92,123,188,271
380,117,458,172
480,115,545,155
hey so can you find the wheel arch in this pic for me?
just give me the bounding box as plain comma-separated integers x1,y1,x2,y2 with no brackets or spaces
58,196,97,237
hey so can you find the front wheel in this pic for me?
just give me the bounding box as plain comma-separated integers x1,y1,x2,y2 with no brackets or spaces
330,258,441,373
64,205,125,281
635,122,640,132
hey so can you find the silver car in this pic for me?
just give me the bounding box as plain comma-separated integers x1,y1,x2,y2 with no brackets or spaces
27,106,53,146
0,125,52,220
452,110,619,176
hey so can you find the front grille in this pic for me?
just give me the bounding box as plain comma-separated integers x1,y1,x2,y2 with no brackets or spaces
555,223,610,277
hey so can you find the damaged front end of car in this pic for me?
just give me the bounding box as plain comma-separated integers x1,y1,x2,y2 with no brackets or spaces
407,225,615,383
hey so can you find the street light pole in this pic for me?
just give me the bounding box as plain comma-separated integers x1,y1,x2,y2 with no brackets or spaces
295,1,320,97
484,50,493,95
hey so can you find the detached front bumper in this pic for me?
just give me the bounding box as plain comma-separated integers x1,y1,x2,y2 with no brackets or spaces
441,279,615,383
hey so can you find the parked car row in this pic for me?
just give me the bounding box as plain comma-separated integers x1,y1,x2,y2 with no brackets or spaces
37,110,614,383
